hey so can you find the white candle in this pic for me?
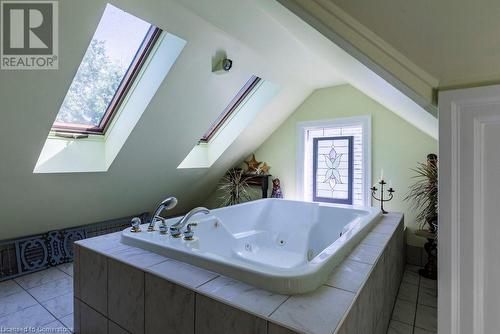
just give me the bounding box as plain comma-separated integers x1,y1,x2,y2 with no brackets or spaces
380,168,384,181
389,180,392,188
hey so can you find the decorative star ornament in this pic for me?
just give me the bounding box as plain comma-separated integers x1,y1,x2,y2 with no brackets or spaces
260,162,270,175
244,154,262,173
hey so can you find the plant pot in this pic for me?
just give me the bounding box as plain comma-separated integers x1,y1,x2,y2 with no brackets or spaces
415,229,437,280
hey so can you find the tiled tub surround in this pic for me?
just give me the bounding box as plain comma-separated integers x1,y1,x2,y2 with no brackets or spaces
73,213,404,334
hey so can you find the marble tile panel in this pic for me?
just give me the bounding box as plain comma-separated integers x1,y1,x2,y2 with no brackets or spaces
108,245,168,269
415,304,437,332
0,304,56,329
391,299,416,326
109,320,129,334
195,294,266,334
402,269,420,286
76,232,123,253
348,243,384,265
80,300,107,334
420,277,437,290
355,276,375,333
418,286,437,307
108,258,144,334
0,289,38,317
14,267,68,289
42,292,73,318
57,263,74,276
397,282,419,302
362,231,393,247
268,322,300,334
325,259,372,292
60,313,74,332
145,273,194,334
79,247,107,315
270,286,355,334
387,320,413,334
39,320,69,333
74,297,81,333
0,280,23,298
371,221,398,235
27,276,73,302
147,259,218,289
414,327,437,334
197,276,288,318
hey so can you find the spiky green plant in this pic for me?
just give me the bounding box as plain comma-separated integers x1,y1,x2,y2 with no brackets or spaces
217,169,251,207
404,160,438,231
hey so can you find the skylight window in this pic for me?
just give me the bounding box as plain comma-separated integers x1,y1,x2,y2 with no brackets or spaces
51,4,161,134
200,75,261,142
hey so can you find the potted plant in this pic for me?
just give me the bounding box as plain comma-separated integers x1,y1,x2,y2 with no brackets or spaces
404,153,438,279
217,168,251,207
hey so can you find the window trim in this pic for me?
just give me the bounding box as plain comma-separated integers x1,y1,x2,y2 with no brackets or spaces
296,115,371,206
312,136,354,204
51,26,162,135
200,75,261,143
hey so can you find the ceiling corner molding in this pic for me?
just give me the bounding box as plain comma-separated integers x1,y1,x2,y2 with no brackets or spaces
276,0,439,117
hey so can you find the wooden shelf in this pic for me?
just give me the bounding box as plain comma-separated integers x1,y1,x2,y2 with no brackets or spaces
244,174,271,198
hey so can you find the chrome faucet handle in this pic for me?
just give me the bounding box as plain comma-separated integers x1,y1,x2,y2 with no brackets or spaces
169,225,182,238
130,217,142,233
148,215,164,232
158,223,168,235
183,223,198,240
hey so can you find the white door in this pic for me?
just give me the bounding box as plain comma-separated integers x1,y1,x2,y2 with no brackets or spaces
440,85,500,334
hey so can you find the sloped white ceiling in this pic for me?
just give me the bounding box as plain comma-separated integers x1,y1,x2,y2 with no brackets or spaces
0,0,345,239
330,0,500,89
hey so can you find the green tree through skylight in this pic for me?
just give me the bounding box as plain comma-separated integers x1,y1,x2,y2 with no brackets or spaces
56,39,124,125
52,4,152,129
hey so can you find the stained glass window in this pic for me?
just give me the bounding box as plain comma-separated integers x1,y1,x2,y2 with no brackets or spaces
313,136,354,204
302,122,367,206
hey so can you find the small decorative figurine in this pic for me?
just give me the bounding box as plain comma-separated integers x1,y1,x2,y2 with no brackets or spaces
244,154,262,174
271,178,283,198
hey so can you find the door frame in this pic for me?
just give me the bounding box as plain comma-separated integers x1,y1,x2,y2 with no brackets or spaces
439,84,500,334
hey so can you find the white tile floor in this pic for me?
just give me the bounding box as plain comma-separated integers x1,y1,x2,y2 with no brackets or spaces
387,264,437,334
0,263,74,333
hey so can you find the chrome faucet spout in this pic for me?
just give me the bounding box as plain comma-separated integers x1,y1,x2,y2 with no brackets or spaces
169,207,210,237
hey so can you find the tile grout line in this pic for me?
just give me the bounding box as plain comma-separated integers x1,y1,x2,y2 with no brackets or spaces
54,263,74,278
14,278,71,330
267,295,291,317
322,283,357,295
411,270,421,334
0,280,38,319
194,274,220,289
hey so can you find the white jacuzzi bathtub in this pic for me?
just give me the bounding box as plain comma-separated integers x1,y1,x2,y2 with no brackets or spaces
121,199,381,294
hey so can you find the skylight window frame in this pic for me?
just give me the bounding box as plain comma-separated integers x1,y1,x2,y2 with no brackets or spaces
51,25,163,135
200,75,262,143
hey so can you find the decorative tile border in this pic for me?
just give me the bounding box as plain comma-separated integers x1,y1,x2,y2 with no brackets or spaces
0,213,149,281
